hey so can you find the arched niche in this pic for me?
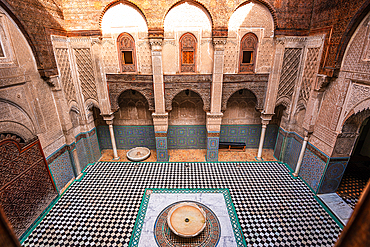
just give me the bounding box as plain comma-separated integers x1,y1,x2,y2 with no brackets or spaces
0,99,36,142
221,89,260,125
168,89,206,125
332,109,370,158
225,1,275,74
100,2,150,74
114,89,153,126
163,1,213,74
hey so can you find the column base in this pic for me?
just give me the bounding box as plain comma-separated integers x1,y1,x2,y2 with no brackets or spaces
292,172,299,177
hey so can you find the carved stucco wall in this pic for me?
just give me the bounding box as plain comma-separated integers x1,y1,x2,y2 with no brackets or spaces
113,90,153,126
221,89,260,125
162,2,213,74
164,75,211,112
311,12,370,157
0,9,66,157
224,2,274,74
168,90,206,125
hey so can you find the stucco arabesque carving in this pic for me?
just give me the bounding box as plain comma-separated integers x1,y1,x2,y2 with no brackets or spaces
164,82,211,112
108,82,155,113
221,83,267,112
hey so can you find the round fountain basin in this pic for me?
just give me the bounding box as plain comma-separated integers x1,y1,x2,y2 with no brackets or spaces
126,147,151,161
167,202,206,238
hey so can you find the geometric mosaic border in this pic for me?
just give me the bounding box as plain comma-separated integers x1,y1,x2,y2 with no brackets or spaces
129,188,247,247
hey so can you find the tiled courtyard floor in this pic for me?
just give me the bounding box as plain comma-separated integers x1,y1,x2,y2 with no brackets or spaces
22,161,341,247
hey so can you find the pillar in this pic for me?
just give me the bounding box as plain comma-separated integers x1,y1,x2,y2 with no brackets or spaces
293,133,310,177
257,113,273,160
206,37,227,162
150,36,169,162
103,115,119,160
49,75,82,176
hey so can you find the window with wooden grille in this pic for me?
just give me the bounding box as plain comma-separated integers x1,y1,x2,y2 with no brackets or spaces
180,33,196,72
117,33,136,73
239,33,258,73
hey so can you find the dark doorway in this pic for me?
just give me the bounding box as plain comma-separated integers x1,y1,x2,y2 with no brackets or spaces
336,117,370,209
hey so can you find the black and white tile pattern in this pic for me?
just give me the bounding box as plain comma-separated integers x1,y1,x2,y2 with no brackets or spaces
23,162,342,246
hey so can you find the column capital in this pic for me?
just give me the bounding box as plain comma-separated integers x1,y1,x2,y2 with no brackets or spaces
149,38,163,51
261,112,274,125
102,114,114,125
212,37,227,51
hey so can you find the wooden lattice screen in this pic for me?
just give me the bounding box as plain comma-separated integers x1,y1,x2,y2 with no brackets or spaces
0,135,57,238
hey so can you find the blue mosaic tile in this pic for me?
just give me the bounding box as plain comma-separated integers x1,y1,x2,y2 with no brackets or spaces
157,149,168,162
207,137,219,150
207,149,218,162
318,159,349,194
48,151,74,194
156,137,167,149
76,130,101,172
282,137,302,171
220,125,278,149
299,149,326,192
96,125,156,150
167,125,207,149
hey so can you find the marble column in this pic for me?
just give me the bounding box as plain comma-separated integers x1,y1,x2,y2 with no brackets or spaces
293,133,310,177
103,115,119,160
150,37,169,162
257,113,273,160
206,38,227,162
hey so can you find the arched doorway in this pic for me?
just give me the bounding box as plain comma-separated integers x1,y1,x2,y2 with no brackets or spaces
168,89,206,149
113,90,155,150
220,89,278,149
336,116,370,209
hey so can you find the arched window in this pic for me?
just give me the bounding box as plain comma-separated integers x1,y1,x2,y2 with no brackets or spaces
117,33,136,73
239,33,258,73
180,33,196,72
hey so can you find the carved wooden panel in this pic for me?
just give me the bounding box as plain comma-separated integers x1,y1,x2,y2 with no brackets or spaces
117,33,136,73
74,48,98,102
0,136,57,238
106,74,155,112
180,33,196,73
55,48,76,104
277,48,302,102
239,33,258,73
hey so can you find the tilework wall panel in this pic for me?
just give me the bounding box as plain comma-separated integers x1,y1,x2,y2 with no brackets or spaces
156,137,169,162
168,126,207,149
274,132,284,160
76,130,102,172
48,151,74,194
299,149,326,192
76,138,89,172
97,125,112,149
207,137,219,162
318,159,349,194
279,130,331,193
220,124,278,149
282,137,302,171
96,125,156,150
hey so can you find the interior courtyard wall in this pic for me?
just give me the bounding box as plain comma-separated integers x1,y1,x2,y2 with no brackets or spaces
224,2,274,74
316,11,370,194
167,90,207,149
162,2,213,74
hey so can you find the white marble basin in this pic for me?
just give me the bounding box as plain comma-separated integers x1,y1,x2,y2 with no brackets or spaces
127,147,151,161
167,202,206,238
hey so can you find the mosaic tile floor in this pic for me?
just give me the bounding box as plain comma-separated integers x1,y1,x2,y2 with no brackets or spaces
100,149,276,162
22,161,341,247
336,159,370,209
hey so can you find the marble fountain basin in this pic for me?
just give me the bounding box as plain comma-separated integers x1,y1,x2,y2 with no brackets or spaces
126,147,151,161
167,202,206,238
